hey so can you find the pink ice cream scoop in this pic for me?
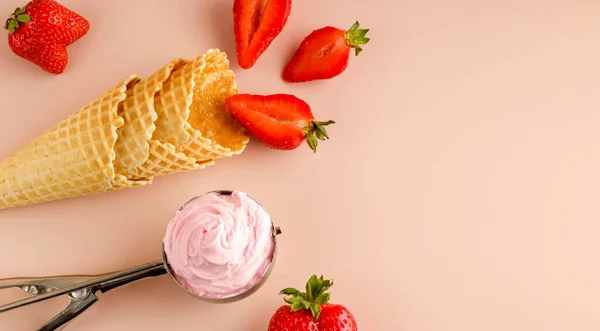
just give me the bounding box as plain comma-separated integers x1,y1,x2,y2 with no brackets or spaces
163,190,278,300
0,190,280,329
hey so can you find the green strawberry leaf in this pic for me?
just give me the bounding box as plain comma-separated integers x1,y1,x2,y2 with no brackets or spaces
284,296,304,304
14,7,26,15
315,126,329,140
355,37,370,44
16,14,30,23
306,134,318,153
356,29,370,38
315,292,331,305
306,274,319,300
302,121,335,152
310,303,322,321
291,301,305,311
345,21,370,55
280,288,300,296
7,19,18,34
313,276,326,296
278,275,336,322
315,130,327,140
317,120,336,126
6,5,29,32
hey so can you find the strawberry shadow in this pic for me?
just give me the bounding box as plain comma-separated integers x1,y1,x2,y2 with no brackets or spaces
209,0,239,70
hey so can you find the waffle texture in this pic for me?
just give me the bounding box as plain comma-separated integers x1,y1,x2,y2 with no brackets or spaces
0,49,248,209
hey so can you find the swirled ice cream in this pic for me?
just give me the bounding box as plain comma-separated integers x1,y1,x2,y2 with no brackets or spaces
163,191,275,299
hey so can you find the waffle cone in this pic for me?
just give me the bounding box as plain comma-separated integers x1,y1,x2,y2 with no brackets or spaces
155,49,249,165
113,59,182,179
0,75,139,208
132,58,205,179
182,50,248,161
0,49,249,209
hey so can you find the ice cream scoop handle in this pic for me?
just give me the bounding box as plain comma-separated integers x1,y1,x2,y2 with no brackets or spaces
0,260,164,314
97,264,166,293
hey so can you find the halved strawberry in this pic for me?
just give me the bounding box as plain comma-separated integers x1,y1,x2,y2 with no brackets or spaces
233,0,292,69
283,21,369,82
225,94,334,152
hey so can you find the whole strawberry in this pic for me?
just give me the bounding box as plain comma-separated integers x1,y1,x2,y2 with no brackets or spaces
4,0,89,74
283,21,370,83
268,275,358,331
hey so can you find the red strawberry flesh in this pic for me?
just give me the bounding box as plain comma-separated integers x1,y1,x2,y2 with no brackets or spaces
283,27,348,82
283,21,370,83
225,94,334,152
234,0,291,69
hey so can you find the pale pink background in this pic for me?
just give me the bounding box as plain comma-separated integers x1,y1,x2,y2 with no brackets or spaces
0,0,599,330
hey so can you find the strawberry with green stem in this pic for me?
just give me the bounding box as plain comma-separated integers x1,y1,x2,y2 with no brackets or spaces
4,0,90,74
225,94,334,153
283,21,370,83
268,275,358,331
4,7,30,34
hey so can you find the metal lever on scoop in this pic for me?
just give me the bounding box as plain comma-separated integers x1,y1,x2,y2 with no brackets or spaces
0,261,167,331
0,275,99,331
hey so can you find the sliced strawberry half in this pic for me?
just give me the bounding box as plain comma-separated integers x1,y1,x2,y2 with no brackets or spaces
233,0,292,69
225,94,334,152
283,21,370,82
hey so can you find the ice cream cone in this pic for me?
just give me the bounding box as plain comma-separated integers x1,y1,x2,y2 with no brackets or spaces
0,49,249,209
113,59,182,180
0,75,139,208
181,50,248,161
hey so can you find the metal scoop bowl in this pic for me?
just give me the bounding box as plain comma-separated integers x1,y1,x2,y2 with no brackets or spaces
0,190,281,331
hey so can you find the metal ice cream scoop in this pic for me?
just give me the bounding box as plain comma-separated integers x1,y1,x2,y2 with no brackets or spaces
0,190,281,331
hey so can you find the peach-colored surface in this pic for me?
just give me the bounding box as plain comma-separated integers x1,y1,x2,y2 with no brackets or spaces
1,0,600,330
